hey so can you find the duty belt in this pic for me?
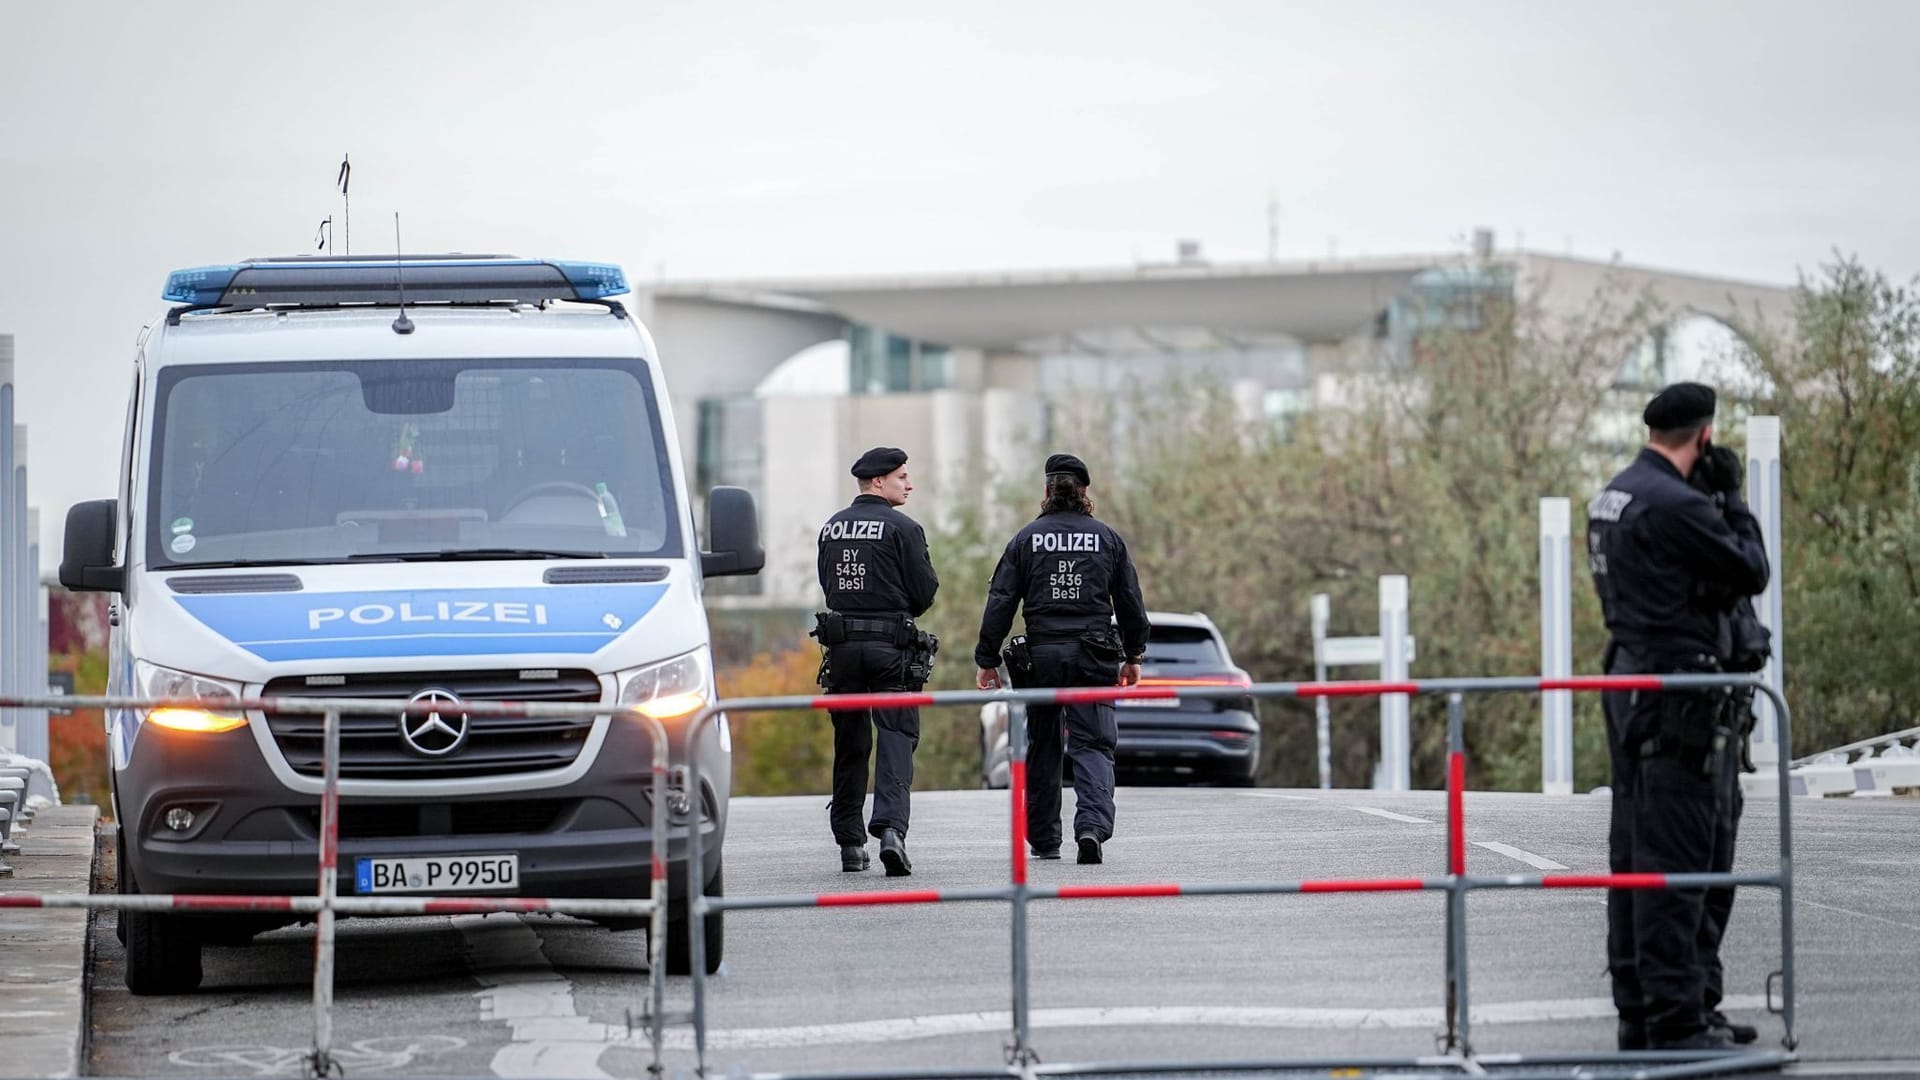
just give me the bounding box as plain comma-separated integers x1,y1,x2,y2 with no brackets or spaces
843,615,913,643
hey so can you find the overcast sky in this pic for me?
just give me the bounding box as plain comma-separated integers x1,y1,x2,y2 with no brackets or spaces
4,0,1918,555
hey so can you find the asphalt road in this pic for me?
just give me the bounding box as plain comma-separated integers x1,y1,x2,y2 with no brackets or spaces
85,785,1920,1078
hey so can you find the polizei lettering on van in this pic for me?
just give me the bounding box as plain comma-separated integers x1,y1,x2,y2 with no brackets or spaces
308,601,551,631
1032,531,1101,553
820,519,886,542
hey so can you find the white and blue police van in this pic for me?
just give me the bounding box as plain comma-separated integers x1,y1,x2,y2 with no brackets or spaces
58,255,762,993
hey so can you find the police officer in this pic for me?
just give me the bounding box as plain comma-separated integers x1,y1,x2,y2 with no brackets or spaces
1587,383,1769,1051
973,453,1149,865
816,447,939,876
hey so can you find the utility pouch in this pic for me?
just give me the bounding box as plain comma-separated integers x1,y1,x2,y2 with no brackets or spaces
811,611,848,646
1080,630,1125,666
815,649,832,690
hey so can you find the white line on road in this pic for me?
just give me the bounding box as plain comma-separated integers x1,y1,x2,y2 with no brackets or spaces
1242,793,1319,801
620,995,1767,1051
1471,841,1569,870
1798,898,1920,933
1351,806,1434,824
456,914,614,1079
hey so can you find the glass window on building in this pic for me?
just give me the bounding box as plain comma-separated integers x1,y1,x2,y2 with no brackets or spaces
696,396,763,492
847,324,953,394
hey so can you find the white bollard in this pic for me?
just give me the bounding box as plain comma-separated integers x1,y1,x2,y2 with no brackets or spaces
1311,594,1332,790
1378,575,1411,792
1539,498,1574,795
1746,417,1784,768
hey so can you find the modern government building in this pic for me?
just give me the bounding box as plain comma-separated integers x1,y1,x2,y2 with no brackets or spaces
627,233,1794,609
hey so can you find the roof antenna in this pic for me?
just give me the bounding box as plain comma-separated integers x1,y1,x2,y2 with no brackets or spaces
391,212,415,335
336,154,351,255
315,216,332,254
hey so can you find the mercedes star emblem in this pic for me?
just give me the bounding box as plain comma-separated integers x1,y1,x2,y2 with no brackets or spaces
399,689,470,757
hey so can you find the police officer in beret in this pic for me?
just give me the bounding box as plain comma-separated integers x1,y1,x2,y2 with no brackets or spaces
1587,382,1770,1050
815,447,939,875
973,453,1149,865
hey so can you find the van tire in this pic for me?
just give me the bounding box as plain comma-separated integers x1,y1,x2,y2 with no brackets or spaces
124,909,204,995
664,862,723,976
114,831,130,947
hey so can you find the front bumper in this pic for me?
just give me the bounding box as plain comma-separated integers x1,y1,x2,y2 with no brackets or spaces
118,711,725,902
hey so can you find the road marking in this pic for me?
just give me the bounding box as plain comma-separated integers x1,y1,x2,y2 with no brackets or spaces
456,914,614,1079
1351,807,1434,824
1797,898,1920,933
1242,793,1318,801
619,996,1767,1051
1472,841,1568,870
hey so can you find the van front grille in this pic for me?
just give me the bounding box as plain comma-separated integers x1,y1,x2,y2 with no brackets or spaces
261,669,603,779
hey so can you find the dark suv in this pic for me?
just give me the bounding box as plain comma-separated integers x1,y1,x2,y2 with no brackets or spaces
979,611,1260,788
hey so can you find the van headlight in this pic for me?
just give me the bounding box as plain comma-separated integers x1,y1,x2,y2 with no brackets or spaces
135,660,246,734
615,650,713,723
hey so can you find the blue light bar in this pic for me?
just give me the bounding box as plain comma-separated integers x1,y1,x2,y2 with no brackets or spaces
551,261,629,300
163,265,244,305
160,256,631,307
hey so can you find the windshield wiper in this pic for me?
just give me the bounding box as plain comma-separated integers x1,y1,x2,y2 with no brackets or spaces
354,548,608,562
168,557,373,570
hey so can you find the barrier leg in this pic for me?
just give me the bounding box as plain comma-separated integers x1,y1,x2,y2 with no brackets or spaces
1444,693,1472,1056
1765,685,1797,1050
306,708,342,1079
689,740,709,1077
647,714,668,1077
1007,701,1036,1071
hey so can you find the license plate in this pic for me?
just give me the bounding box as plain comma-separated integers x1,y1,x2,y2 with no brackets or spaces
355,854,518,893
1116,697,1169,708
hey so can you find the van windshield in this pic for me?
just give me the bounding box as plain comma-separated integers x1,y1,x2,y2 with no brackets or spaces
147,358,682,567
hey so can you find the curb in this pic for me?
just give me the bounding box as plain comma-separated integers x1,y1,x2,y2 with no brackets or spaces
0,804,100,1080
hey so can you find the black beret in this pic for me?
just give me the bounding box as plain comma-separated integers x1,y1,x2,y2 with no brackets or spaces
850,446,908,479
1044,452,1091,486
1643,382,1717,430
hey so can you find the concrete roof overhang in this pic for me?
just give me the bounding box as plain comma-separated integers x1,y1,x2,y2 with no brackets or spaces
653,255,1449,349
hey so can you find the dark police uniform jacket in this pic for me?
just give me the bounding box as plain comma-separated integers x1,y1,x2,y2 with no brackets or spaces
973,510,1150,668
1588,448,1769,663
817,494,938,618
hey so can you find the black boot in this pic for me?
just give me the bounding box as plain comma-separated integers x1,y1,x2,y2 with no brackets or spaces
1707,1010,1758,1045
1617,1019,1648,1051
1649,1029,1737,1051
1076,834,1103,865
879,828,912,877
840,844,869,872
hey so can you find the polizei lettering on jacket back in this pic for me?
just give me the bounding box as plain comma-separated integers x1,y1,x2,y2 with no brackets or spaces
1031,531,1101,553
821,520,887,542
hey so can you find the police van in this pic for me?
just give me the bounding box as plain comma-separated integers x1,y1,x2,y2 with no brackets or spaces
58,255,762,993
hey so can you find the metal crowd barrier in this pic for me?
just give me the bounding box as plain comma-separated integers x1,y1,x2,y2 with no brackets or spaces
676,673,1797,1080
0,676,1798,1080
0,692,674,1079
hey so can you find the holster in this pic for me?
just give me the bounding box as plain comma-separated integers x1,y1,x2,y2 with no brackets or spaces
810,611,848,646
906,629,940,689
1002,634,1034,686
1630,652,1734,775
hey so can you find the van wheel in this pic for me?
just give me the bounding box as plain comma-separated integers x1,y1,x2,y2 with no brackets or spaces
124,909,204,995
664,862,723,976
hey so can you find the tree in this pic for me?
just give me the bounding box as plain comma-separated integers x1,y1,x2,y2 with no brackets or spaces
1740,257,1920,754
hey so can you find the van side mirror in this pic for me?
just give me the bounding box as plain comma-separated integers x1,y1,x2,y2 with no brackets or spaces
700,486,764,578
60,499,124,592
